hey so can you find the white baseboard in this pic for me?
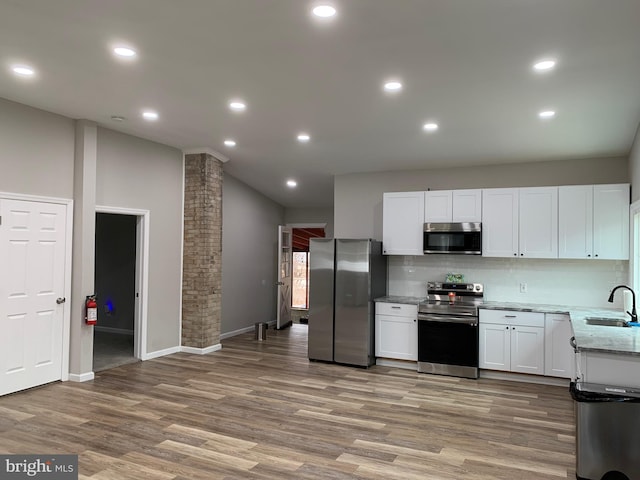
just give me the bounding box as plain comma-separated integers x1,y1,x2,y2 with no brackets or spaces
220,325,254,340
221,320,278,339
375,358,418,371
142,345,181,360
181,344,222,355
480,370,570,387
95,326,134,336
68,372,95,382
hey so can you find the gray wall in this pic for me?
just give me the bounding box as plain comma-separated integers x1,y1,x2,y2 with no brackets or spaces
285,207,334,238
222,174,285,334
95,213,136,332
0,97,75,198
96,127,183,354
630,123,640,202
334,156,629,239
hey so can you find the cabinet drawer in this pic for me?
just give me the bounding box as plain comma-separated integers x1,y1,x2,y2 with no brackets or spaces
479,309,544,327
376,302,418,317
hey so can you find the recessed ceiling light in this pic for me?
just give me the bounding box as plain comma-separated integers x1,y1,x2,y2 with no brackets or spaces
229,100,246,112
383,81,402,92
297,133,311,142
287,179,298,188
312,5,337,18
142,110,159,121
533,59,556,72
423,122,439,132
113,46,137,58
224,139,236,147
539,110,556,119
11,65,35,76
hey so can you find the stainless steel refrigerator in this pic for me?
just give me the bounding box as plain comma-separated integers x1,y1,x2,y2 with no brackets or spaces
308,238,387,367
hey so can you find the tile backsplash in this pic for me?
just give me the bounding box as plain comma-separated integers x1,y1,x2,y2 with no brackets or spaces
388,255,629,308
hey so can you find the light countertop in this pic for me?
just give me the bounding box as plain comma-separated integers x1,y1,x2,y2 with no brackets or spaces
480,301,640,356
374,295,425,305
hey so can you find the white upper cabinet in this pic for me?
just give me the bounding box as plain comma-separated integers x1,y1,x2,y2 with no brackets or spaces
518,187,558,259
593,184,629,260
424,191,452,222
482,188,519,257
382,191,425,255
483,187,557,258
558,185,593,259
425,189,482,222
453,189,482,222
559,184,629,260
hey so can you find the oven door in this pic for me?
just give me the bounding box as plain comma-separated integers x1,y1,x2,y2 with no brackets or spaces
417,313,479,377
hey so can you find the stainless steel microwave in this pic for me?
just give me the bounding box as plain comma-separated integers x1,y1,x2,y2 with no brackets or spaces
423,222,482,255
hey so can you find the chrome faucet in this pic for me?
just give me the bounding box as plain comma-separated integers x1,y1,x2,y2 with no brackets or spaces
608,285,638,323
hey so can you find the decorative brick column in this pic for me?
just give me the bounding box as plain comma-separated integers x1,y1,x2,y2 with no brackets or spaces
182,152,223,351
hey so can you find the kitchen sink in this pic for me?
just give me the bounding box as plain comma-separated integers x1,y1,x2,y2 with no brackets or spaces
585,317,629,327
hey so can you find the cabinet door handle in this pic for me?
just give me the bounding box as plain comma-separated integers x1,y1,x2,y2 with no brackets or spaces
505,326,509,330
505,315,517,318
391,306,401,309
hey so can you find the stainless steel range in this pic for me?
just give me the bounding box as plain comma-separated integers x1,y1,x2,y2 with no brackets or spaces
417,282,484,379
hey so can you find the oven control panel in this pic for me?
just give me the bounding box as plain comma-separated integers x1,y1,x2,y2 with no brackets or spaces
428,282,483,294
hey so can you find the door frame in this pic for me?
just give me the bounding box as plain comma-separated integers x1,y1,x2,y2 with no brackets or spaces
630,199,640,291
95,205,150,360
0,191,73,382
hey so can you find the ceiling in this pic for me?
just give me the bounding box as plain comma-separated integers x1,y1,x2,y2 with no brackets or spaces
1,1,639,208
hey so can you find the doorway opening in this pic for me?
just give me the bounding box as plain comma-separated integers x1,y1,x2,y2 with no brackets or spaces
291,227,325,324
93,208,149,371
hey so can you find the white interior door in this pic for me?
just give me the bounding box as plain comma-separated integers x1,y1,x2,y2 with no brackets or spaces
0,199,67,396
276,225,292,329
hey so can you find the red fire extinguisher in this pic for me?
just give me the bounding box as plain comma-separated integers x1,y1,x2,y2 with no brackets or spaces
85,295,98,325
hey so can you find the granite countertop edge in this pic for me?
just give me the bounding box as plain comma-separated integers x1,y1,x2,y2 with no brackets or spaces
481,301,640,357
374,296,426,305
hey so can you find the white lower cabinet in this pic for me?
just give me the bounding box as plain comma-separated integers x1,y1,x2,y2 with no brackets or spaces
375,303,418,361
479,309,545,375
544,313,575,378
578,351,640,388
479,323,510,371
510,325,545,374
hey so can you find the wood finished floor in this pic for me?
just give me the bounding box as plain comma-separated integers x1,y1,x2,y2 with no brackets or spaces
0,325,576,479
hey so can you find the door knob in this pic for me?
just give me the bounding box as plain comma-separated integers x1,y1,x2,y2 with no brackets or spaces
56,297,66,304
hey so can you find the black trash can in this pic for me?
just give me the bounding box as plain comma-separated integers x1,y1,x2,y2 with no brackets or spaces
571,381,640,480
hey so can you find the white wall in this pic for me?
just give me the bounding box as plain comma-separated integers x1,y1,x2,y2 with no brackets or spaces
222,174,285,334
96,127,183,354
0,97,75,198
334,156,629,240
285,207,334,238
389,256,628,308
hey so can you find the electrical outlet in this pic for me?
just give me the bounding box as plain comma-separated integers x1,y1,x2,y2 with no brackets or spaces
520,283,528,293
